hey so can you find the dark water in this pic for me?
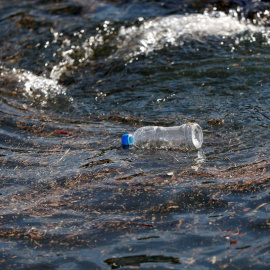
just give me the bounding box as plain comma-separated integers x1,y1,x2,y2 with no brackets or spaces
0,0,270,269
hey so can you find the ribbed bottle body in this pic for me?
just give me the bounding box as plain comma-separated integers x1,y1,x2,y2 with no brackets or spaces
132,123,203,150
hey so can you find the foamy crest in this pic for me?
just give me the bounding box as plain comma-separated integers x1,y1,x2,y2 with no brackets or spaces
16,70,67,104
50,49,75,81
49,30,103,81
2,11,267,106
48,12,266,78
116,12,260,60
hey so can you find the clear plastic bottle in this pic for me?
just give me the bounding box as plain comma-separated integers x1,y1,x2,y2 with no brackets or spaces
122,123,203,150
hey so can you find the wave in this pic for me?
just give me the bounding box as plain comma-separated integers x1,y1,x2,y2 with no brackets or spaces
0,66,70,108
1,11,267,105
115,11,261,60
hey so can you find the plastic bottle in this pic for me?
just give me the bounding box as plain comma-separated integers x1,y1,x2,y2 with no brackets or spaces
122,123,203,150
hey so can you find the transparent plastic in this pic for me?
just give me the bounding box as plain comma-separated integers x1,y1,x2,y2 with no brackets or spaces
122,123,203,150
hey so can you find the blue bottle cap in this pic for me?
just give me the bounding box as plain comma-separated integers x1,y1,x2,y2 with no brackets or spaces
122,134,134,146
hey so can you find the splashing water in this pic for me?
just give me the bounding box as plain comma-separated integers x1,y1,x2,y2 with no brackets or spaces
1,11,268,110
19,71,66,98
47,12,266,81
1,1,270,269
116,12,261,60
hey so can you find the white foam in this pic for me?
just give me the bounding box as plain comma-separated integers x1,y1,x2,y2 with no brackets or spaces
16,69,67,103
48,12,264,78
49,30,101,81
1,11,266,104
50,49,75,81
116,12,260,59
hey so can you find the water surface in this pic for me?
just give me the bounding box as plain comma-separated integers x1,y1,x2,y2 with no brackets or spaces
0,0,270,269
